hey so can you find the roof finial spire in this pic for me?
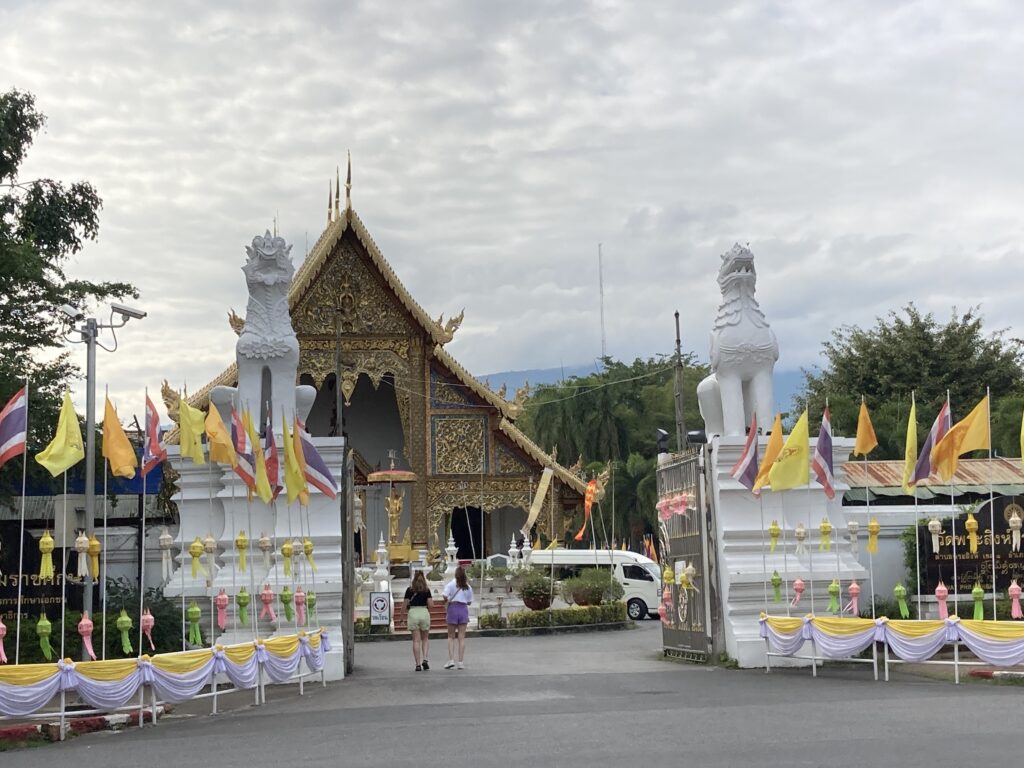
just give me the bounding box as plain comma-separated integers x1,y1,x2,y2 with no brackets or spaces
334,166,340,218
345,150,352,211
327,180,332,225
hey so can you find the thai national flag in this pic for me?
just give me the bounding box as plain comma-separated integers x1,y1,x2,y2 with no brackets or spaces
0,387,28,471
730,413,759,494
299,428,338,499
231,409,256,491
264,414,281,499
811,406,835,499
912,398,951,484
141,394,167,477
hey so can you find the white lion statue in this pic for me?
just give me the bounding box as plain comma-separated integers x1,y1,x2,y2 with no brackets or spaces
696,244,778,437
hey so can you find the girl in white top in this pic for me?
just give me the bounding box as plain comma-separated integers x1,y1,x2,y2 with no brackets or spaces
442,565,473,669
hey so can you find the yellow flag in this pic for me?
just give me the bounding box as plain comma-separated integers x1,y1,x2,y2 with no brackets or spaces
931,395,990,482
293,418,309,507
102,397,137,479
36,392,85,477
768,410,809,492
178,399,206,464
205,404,236,467
247,410,272,504
853,398,878,457
901,395,918,495
752,413,784,494
282,415,308,505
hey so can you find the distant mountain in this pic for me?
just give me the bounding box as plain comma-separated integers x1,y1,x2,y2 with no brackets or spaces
476,363,807,411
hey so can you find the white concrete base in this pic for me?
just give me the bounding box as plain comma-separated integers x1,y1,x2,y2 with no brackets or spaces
710,435,868,668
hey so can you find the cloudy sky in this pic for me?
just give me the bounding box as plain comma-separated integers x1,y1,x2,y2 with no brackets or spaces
4,1,1022,420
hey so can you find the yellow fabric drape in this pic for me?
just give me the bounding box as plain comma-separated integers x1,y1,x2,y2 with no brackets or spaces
0,664,59,686
810,617,875,637
960,619,1024,641
765,616,804,636
75,658,138,682
151,648,214,674
264,635,300,658
885,620,945,639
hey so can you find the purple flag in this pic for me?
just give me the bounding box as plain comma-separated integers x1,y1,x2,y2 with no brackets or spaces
0,387,28,471
730,413,760,493
912,399,951,484
811,406,835,499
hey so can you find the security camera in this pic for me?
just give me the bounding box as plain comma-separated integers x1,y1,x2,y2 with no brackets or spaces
59,304,84,321
111,302,147,320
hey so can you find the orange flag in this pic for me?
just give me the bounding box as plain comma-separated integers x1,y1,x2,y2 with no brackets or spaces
931,395,990,482
853,397,878,457
574,480,597,542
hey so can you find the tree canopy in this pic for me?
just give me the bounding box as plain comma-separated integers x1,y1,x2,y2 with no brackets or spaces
518,355,708,546
0,89,137,494
799,304,1024,458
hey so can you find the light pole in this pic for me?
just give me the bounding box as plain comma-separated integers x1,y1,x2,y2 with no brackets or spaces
64,302,146,638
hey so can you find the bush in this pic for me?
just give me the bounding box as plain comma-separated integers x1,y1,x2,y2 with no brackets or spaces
562,568,624,606
478,613,508,630
515,568,553,609
507,602,627,629
354,617,391,635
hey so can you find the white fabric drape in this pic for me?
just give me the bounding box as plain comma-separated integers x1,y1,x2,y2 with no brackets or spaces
0,630,328,717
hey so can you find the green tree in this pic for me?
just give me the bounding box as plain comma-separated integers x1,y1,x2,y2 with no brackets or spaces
800,305,1024,458
0,89,137,495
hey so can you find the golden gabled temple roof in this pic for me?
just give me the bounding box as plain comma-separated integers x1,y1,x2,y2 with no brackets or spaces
431,344,514,419
498,418,587,495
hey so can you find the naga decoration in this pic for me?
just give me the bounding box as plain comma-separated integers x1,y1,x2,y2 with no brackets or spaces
768,520,781,553
235,530,249,573
78,612,96,660
116,609,133,655
935,581,949,620
928,518,942,554
38,530,54,580
894,583,910,619
819,518,832,551
965,512,979,555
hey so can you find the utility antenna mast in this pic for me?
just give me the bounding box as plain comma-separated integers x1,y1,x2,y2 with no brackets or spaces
598,243,607,359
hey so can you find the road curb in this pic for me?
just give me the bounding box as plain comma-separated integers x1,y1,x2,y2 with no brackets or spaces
968,669,1024,681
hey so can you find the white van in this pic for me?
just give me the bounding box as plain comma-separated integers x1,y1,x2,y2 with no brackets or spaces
525,548,662,621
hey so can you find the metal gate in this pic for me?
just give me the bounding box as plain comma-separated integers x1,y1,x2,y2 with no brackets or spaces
658,448,714,662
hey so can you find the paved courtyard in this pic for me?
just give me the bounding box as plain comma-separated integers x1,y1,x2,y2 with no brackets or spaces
9,622,1020,767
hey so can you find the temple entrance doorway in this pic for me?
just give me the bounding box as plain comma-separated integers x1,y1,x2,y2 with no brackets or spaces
303,372,410,545
450,505,485,561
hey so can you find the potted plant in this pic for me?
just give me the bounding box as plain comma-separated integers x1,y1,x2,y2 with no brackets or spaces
517,568,553,610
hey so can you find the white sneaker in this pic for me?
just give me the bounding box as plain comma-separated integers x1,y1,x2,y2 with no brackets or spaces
443,660,455,669
456,661,465,670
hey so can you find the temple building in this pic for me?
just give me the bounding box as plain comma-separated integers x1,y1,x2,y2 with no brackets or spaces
183,168,585,561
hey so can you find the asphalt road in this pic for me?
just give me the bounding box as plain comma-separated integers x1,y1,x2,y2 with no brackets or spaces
9,622,1020,767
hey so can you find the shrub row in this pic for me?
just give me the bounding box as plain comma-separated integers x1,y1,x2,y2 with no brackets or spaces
506,602,627,629
354,617,391,635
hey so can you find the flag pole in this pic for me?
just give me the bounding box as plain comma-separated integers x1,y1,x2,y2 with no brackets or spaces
780,493,791,617
15,377,29,664
178,445,187,651
230,475,238,635
60,471,68,660
139,390,148,655
207,450,215,646
758,490,769,614
101,422,109,660
804,404,816,616
987,387,997,617
947,390,959,617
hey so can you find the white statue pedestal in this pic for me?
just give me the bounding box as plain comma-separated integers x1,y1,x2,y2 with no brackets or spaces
708,435,867,668
163,437,346,680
